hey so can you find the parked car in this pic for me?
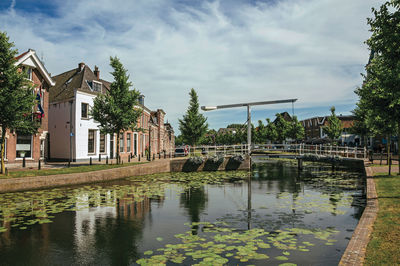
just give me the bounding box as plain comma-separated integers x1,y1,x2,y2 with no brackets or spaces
175,147,188,157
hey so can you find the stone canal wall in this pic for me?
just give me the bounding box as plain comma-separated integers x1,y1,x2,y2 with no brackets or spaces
0,156,250,193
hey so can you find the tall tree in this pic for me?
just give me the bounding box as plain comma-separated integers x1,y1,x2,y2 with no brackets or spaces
274,113,291,143
265,118,278,143
0,32,39,174
355,0,400,173
179,88,208,146
91,56,142,164
288,116,305,143
323,106,342,144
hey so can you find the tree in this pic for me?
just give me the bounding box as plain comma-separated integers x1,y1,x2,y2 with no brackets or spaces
91,56,142,164
323,106,342,144
178,88,208,146
288,116,305,142
0,32,39,174
265,118,278,143
274,113,291,143
355,1,400,173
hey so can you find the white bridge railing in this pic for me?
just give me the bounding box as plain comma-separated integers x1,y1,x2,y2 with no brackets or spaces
172,143,367,159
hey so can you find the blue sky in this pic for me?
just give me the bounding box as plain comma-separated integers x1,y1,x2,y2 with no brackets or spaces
0,0,383,134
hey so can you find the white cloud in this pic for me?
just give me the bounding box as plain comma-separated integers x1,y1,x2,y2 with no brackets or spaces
0,0,382,132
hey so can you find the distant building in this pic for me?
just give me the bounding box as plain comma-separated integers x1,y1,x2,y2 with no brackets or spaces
1,49,55,164
300,115,357,145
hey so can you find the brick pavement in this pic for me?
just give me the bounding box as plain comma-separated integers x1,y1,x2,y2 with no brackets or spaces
339,162,379,266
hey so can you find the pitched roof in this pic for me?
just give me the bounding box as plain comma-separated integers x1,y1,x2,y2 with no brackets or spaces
49,64,110,103
15,49,55,87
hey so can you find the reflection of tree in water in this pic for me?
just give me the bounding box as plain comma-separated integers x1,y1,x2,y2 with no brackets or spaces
179,187,208,235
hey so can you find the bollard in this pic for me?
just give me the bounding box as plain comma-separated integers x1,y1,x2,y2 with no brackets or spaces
138,155,141,161
22,156,26,168
122,160,123,165
90,157,92,165
106,156,109,165
99,154,101,162
159,153,161,159
153,154,155,161
128,156,131,163
38,160,41,170
5,168,8,176
164,152,166,159
68,160,71,168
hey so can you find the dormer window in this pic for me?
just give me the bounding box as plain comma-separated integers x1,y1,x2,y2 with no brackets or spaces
92,80,102,92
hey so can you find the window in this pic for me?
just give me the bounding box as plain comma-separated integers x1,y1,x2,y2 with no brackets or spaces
127,133,131,153
100,133,106,153
16,133,32,158
81,103,89,119
120,133,124,152
92,81,102,92
88,129,96,154
22,66,32,80
40,139,45,158
134,134,137,156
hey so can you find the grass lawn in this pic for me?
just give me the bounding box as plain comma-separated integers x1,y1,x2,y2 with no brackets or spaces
365,174,400,265
0,162,146,179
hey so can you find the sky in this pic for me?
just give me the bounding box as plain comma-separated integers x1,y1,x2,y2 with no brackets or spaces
0,0,384,134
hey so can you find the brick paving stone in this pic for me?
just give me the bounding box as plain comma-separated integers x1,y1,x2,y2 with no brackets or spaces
339,161,379,266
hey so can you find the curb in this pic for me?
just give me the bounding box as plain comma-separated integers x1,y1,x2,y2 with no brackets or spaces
339,162,378,265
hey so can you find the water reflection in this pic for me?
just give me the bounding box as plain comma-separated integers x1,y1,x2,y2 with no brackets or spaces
0,161,365,265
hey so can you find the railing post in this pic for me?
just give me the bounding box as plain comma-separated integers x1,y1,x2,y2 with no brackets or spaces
346,146,348,158
315,144,317,155
364,147,366,159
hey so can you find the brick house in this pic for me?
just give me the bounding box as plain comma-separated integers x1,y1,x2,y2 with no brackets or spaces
48,63,174,162
300,115,356,144
1,49,55,164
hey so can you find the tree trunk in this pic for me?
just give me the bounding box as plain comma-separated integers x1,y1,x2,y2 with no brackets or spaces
388,135,391,175
398,123,400,175
116,131,120,164
1,128,6,174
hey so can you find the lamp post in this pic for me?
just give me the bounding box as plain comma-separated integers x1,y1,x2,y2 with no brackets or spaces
201,99,297,154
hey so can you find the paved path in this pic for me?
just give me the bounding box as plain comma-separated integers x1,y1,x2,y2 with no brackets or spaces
340,164,379,266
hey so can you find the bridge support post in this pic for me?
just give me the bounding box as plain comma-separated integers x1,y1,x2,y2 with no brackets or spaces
297,157,303,171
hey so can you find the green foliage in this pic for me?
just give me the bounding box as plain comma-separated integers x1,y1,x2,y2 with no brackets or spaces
91,56,142,163
287,116,305,142
175,135,184,146
274,113,291,143
323,107,342,143
178,89,208,146
0,32,39,173
355,1,400,144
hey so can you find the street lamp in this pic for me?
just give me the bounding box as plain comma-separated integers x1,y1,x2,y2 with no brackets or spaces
201,99,298,154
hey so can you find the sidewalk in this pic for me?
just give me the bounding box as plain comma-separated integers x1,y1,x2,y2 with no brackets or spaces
3,156,168,171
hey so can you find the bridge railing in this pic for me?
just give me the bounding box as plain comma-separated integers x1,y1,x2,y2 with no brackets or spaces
252,143,367,159
171,144,367,159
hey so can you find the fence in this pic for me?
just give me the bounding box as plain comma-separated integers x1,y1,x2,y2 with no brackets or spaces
171,143,367,159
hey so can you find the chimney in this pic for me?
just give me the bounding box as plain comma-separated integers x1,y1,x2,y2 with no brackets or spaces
139,95,145,105
94,66,100,79
78,62,85,71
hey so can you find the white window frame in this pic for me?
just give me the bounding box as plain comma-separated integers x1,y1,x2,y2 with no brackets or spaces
88,129,96,155
127,133,131,153
81,102,89,119
92,80,102,92
16,134,33,159
99,133,106,154
120,133,124,153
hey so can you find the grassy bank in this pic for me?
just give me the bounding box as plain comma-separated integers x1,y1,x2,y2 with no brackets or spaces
365,173,400,265
0,162,146,179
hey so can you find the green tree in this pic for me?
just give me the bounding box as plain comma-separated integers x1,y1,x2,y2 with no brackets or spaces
178,88,208,146
323,106,342,144
265,118,278,143
91,56,142,164
175,135,184,146
0,32,39,173
274,113,291,143
288,116,305,142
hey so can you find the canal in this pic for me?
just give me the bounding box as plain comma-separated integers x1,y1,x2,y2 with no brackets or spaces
0,160,365,265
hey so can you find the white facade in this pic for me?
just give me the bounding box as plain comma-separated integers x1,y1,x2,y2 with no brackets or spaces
49,90,114,161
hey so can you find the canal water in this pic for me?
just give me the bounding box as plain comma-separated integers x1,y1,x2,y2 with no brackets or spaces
0,160,365,265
